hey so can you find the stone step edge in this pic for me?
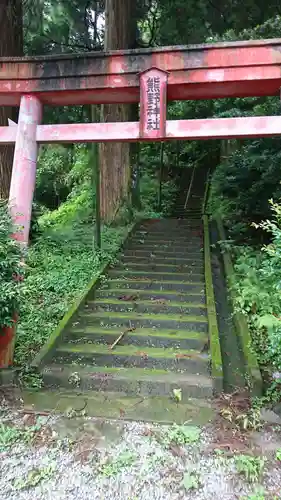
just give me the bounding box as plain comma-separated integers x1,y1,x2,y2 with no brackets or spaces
23,390,214,425
56,343,209,361
42,364,212,386
120,256,204,262
67,326,208,341
96,288,205,297
80,310,208,323
116,262,204,268
91,298,207,309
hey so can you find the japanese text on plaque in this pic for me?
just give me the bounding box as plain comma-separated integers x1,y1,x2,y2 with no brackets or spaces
146,76,160,131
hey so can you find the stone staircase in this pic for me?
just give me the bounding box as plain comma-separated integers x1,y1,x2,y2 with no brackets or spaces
32,167,217,423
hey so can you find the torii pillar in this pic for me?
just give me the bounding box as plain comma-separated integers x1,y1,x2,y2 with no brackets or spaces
9,95,42,245
0,96,42,369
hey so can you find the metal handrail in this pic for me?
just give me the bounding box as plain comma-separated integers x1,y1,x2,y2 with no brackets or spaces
183,165,196,209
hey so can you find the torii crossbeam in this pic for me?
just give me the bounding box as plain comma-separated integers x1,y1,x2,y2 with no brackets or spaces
2,37,281,246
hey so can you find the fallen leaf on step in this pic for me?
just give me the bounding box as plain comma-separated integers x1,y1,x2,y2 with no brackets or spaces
119,408,125,418
169,444,186,459
151,298,168,304
118,295,138,301
135,351,148,359
175,353,192,359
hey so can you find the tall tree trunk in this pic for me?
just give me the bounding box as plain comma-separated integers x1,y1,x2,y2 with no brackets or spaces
99,0,136,221
0,0,23,200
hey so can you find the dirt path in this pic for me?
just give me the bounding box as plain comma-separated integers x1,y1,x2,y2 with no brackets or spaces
1,391,281,500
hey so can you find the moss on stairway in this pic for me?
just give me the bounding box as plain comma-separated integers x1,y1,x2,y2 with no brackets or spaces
31,172,225,421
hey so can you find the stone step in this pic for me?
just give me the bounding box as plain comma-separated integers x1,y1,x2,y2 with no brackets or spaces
53,344,210,374
95,288,206,303
127,240,203,249
114,262,204,274
87,298,207,316
133,231,203,239
122,249,203,258
119,255,204,265
107,270,204,283
65,326,208,350
23,390,214,424
75,311,208,332
101,279,205,293
125,246,204,255
42,365,213,401
137,220,203,226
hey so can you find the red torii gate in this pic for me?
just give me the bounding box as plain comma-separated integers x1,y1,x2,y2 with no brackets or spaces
2,38,281,244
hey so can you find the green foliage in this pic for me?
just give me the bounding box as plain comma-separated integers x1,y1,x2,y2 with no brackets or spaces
231,202,281,388
36,145,73,209
139,173,177,217
16,215,129,367
241,487,266,500
234,455,265,483
14,465,56,491
0,423,39,451
181,471,201,491
0,203,24,328
160,424,201,448
98,451,137,477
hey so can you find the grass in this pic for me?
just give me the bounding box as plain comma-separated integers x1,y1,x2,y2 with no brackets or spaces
15,221,130,374
234,455,265,483
98,450,137,477
0,423,39,451
158,423,201,448
13,465,56,491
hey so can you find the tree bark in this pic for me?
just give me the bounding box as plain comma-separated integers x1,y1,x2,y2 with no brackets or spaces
0,0,23,200
99,0,136,221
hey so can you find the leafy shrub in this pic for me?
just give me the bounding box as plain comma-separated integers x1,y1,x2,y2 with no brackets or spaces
140,173,177,217
0,203,24,327
232,201,281,389
234,455,265,483
16,220,129,366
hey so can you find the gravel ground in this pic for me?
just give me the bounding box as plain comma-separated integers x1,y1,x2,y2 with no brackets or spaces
1,395,281,500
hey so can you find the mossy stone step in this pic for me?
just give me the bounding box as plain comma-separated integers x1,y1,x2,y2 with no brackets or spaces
66,325,208,350
115,262,204,274
139,219,201,226
101,279,205,293
108,270,204,283
134,232,203,239
131,236,203,244
41,365,213,400
122,249,203,258
120,255,204,265
87,298,207,316
95,288,206,303
78,311,208,332
126,243,203,253
23,389,214,424
54,344,210,374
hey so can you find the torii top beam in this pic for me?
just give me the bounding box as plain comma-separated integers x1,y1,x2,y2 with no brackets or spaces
1,38,281,106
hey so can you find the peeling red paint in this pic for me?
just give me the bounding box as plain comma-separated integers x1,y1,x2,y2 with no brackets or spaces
8,95,42,245
0,39,281,105
3,116,281,146
140,68,168,139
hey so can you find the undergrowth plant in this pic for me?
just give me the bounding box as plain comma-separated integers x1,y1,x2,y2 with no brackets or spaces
15,219,129,369
234,455,265,483
159,424,201,448
232,200,281,396
0,202,24,328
